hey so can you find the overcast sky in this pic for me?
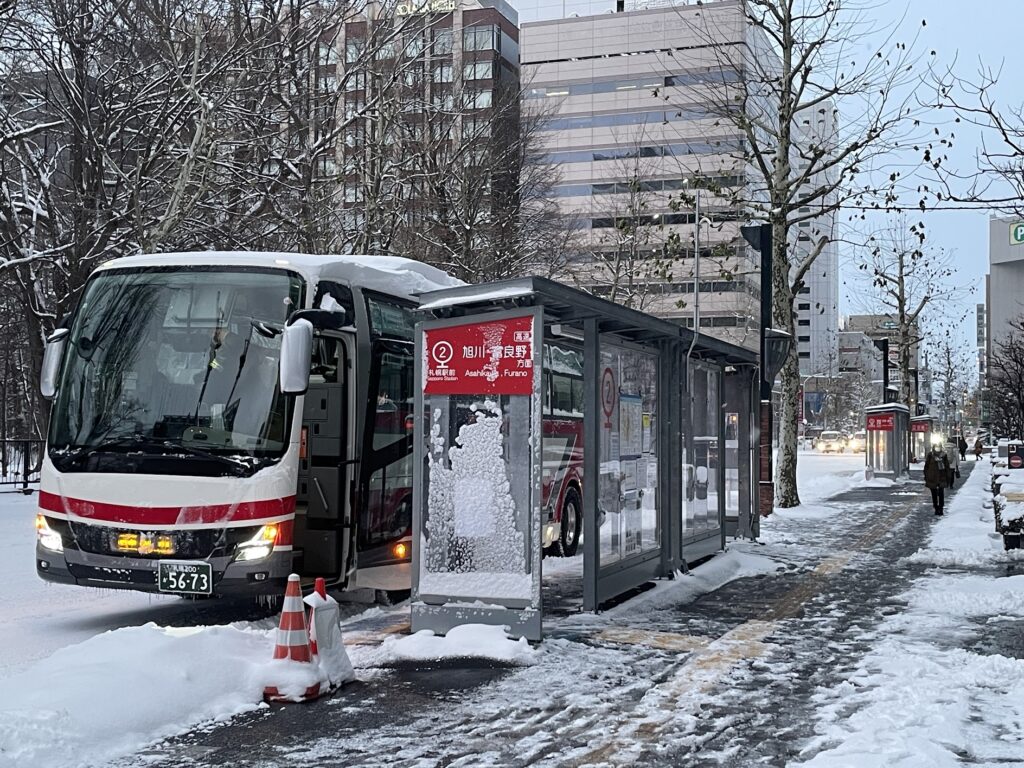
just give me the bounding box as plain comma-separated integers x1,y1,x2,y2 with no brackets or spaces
838,0,1022,343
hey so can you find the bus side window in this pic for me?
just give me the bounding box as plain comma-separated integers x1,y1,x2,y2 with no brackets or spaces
544,372,552,415
552,374,573,415
571,377,584,417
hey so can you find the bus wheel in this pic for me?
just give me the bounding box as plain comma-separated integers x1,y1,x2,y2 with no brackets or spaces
558,489,582,557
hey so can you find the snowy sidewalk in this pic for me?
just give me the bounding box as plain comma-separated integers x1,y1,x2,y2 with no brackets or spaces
118,460,1005,768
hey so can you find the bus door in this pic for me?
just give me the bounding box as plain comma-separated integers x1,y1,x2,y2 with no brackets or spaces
295,330,357,586
355,337,415,579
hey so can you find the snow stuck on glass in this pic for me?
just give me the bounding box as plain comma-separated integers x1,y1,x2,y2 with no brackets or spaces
421,400,532,601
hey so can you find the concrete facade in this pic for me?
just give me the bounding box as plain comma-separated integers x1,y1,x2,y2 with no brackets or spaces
519,0,760,349
988,216,1024,356
792,109,839,377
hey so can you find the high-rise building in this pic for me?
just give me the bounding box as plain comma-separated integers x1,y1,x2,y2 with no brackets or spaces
520,0,760,348
330,0,522,278
792,109,839,377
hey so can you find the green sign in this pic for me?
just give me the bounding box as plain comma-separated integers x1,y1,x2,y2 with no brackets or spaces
1011,222,1024,245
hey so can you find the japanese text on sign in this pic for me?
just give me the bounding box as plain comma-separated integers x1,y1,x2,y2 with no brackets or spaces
866,413,894,431
423,315,535,396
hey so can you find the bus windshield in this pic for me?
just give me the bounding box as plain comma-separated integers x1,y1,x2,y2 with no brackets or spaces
49,267,303,470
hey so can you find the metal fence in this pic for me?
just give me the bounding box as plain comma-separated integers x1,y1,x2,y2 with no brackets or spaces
1,439,45,494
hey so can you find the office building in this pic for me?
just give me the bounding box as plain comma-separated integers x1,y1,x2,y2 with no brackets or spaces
520,0,760,348
792,110,839,376
988,216,1024,359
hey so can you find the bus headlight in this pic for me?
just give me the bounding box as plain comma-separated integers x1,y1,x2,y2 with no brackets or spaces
235,523,278,562
35,514,63,553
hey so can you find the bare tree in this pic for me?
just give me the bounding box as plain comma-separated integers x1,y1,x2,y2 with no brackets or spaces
989,316,1024,438
856,219,965,413
667,0,930,506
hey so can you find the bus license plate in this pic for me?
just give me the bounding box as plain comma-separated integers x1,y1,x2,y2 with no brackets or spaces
158,561,213,596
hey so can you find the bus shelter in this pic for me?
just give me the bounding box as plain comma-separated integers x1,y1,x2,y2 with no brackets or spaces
910,414,937,462
865,403,910,477
409,277,758,641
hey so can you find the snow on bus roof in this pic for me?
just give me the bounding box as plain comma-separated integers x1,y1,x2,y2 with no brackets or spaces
96,252,463,300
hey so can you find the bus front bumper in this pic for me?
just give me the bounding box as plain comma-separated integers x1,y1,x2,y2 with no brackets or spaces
36,544,292,597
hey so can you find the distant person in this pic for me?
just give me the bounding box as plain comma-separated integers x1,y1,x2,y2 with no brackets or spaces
958,434,968,462
924,445,950,515
974,437,984,461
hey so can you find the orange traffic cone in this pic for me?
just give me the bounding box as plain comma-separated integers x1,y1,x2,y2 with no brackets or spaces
264,573,323,702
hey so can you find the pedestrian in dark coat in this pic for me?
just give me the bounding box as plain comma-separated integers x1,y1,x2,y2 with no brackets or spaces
974,438,984,461
924,446,950,515
958,434,968,462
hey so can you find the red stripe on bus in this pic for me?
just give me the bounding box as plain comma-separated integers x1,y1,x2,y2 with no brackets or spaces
38,492,296,527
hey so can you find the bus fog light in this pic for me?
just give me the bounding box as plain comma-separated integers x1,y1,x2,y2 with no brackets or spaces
36,514,64,553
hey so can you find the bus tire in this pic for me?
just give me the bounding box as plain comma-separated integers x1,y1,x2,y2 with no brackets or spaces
558,488,582,557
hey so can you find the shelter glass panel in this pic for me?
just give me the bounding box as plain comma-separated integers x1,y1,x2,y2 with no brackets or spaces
598,344,659,566
683,363,722,538
416,313,541,610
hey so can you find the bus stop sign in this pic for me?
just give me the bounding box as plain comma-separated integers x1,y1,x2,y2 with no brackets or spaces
424,316,534,396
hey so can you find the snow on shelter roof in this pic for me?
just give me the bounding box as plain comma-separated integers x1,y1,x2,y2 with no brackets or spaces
95,252,463,301
865,402,911,413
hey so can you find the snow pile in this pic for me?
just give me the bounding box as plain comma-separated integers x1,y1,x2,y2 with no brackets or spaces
0,623,274,768
360,624,537,665
804,463,1024,766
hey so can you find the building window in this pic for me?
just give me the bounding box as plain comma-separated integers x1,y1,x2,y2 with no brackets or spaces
799,287,811,294
463,61,493,80
344,72,365,92
319,43,340,66
433,29,452,55
432,63,453,83
346,39,364,64
798,319,810,327
463,89,492,109
798,335,811,342
463,25,496,52
798,302,810,310
799,352,811,359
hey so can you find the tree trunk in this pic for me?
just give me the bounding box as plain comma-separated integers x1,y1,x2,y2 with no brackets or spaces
772,216,801,508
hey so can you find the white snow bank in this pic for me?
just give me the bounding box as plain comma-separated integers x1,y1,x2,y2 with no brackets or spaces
357,624,537,665
805,461,1024,767
595,545,783,618
802,638,1024,767
904,461,1008,567
0,623,276,768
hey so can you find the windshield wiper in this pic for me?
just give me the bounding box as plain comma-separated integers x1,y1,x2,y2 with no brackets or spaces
57,435,253,476
161,441,253,476
57,433,164,464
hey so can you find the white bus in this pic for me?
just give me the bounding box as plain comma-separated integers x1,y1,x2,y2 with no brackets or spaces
34,252,459,599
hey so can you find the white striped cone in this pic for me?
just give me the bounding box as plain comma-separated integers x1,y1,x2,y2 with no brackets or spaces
264,573,322,702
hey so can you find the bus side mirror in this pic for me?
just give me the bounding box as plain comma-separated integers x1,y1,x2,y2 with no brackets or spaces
40,327,70,400
280,319,313,395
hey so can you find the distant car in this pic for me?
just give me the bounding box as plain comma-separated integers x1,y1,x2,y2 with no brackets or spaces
848,430,866,453
819,431,846,453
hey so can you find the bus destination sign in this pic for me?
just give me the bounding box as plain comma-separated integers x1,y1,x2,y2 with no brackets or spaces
424,315,534,396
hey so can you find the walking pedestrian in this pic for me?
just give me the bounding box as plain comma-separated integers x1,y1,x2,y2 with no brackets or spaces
958,434,968,462
924,445,949,515
945,439,959,489
974,437,984,461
